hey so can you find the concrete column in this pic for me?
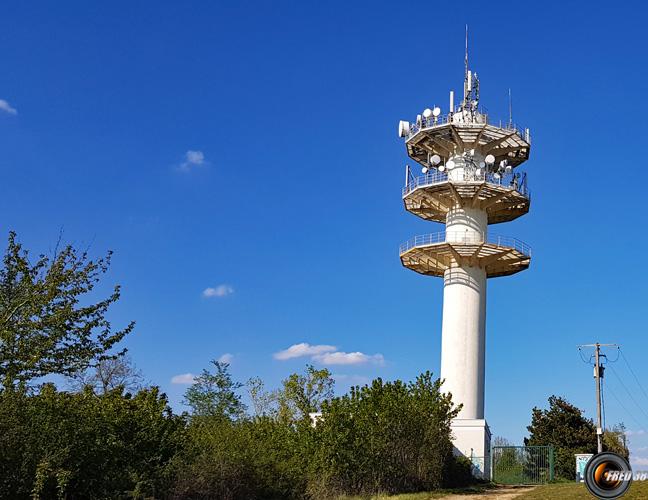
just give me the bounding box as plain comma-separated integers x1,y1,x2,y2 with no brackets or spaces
441,203,488,419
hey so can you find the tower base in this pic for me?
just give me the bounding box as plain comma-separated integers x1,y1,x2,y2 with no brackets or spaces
451,419,491,479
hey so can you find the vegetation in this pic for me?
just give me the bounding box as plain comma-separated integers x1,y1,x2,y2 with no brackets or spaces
0,232,134,390
524,395,627,480
2,233,632,498
0,232,477,499
514,481,648,499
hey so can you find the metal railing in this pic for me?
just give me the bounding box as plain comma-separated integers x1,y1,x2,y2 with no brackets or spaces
405,112,529,143
403,170,529,198
492,446,554,484
399,232,531,257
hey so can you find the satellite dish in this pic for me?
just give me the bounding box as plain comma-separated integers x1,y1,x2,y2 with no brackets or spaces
398,120,411,138
494,172,501,179
446,160,456,170
430,154,442,165
500,160,508,168
422,166,429,174
438,164,446,172
479,161,485,168
505,165,512,174
416,114,422,125
475,168,482,176
485,154,495,165
432,107,441,117
423,108,433,118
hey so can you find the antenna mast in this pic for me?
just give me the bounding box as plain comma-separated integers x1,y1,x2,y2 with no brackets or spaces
464,25,469,105
509,88,513,128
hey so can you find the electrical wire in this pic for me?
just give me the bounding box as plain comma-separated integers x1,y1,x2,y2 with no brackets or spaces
619,349,648,404
578,347,593,365
608,364,648,426
606,346,620,364
605,379,645,430
601,377,607,430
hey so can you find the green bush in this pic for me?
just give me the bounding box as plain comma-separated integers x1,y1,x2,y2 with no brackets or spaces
0,385,182,499
307,372,462,497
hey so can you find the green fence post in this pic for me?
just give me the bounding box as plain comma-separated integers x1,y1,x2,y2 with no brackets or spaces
549,446,555,482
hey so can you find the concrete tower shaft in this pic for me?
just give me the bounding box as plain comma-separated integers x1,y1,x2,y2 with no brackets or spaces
442,193,488,420
441,264,486,419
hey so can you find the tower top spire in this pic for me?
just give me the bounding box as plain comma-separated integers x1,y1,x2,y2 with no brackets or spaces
462,25,479,113
465,24,469,87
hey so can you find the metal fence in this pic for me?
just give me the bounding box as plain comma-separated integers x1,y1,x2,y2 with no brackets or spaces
492,446,554,485
404,111,528,143
403,169,530,198
398,232,532,257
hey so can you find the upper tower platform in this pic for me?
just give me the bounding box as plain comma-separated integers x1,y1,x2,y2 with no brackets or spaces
403,111,530,169
398,57,532,225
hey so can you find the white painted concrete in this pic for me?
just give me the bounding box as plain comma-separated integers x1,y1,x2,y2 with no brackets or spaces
441,200,488,420
451,419,492,478
441,264,487,419
446,205,487,241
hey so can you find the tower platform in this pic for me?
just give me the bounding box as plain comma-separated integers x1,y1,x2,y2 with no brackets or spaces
403,170,530,224
399,232,531,278
405,115,530,168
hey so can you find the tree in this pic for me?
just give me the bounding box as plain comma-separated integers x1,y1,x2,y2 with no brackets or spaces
247,376,279,418
278,364,334,422
68,355,145,394
309,372,462,496
603,423,629,459
183,360,245,419
0,232,134,389
525,395,597,479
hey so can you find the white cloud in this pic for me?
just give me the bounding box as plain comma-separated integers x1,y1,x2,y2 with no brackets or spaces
203,284,234,298
634,446,648,452
218,353,234,364
178,149,206,172
171,373,196,384
273,342,385,366
314,351,385,366
273,342,337,361
0,99,17,115
627,430,646,437
632,457,648,467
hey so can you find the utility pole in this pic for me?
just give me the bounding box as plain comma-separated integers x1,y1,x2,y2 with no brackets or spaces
594,343,604,453
578,343,618,454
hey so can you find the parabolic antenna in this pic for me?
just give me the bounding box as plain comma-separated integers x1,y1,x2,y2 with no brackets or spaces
438,164,445,172
422,166,429,174
485,154,495,165
423,108,433,118
446,160,456,170
430,154,442,165
432,107,441,117
398,120,411,138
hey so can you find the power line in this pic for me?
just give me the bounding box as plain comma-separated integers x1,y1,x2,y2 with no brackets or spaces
601,377,607,430
619,349,648,404
606,383,644,430
608,364,648,426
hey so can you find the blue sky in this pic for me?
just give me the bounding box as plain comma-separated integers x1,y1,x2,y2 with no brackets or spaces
2,0,648,467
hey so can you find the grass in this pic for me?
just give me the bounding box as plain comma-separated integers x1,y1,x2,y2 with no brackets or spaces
515,480,648,499
339,480,648,499
338,484,495,499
